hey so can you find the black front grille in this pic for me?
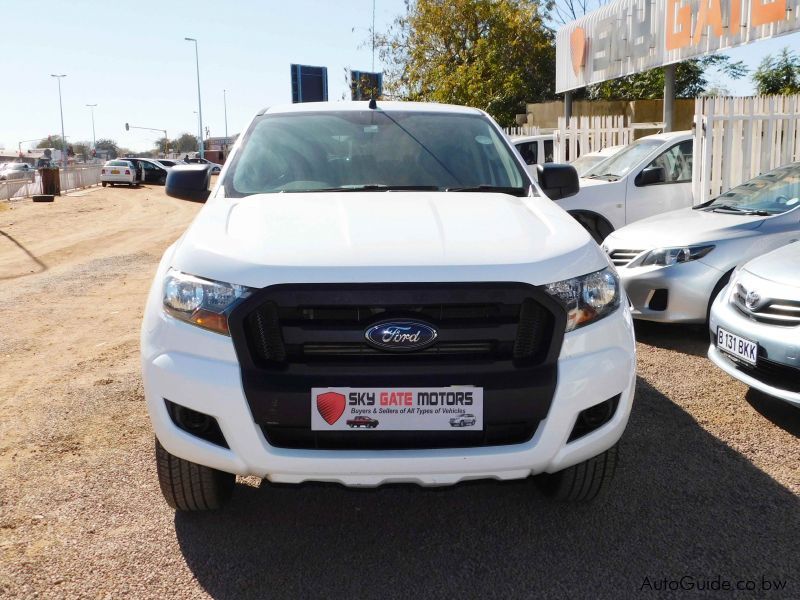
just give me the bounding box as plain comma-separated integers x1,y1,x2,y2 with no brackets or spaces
228,283,566,450
738,359,800,393
243,292,553,366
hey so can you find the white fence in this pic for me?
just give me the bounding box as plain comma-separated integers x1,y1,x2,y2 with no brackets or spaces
693,95,800,204
0,165,103,202
505,125,546,137
555,115,634,162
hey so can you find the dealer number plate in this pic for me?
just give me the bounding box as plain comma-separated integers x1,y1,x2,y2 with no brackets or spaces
717,327,758,366
311,387,483,431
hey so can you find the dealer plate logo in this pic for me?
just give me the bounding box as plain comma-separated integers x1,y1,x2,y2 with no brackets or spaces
364,320,438,352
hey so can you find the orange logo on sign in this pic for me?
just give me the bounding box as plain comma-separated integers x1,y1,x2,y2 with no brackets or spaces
570,27,587,76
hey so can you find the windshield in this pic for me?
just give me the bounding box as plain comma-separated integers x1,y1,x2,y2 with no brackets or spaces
225,110,528,197
703,163,800,215
571,155,607,177
584,138,663,180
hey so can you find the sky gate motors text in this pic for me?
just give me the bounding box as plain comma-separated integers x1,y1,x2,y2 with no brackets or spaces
348,391,475,407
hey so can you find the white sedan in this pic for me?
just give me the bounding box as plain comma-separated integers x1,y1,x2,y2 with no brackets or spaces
100,160,136,187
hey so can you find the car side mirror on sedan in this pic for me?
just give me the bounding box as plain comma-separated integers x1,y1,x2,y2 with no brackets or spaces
165,165,211,202
536,163,580,200
635,166,666,186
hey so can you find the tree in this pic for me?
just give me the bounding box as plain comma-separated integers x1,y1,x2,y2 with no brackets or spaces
156,137,170,155
37,136,67,151
378,0,556,126
172,132,199,154
73,141,92,162
95,139,119,159
753,47,800,95
585,55,747,100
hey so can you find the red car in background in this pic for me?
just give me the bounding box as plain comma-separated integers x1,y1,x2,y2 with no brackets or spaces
346,416,379,429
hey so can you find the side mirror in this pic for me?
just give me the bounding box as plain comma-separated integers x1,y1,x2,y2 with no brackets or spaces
636,166,666,186
166,164,210,202
536,163,579,200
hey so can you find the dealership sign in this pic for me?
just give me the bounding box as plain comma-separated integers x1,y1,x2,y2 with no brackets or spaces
556,0,800,92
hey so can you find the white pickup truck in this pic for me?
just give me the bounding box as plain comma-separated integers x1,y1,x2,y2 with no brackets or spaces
142,101,636,511
556,131,694,242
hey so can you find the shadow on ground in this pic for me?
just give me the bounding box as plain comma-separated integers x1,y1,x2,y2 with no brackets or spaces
174,378,798,599
0,229,47,280
746,389,800,437
634,320,709,357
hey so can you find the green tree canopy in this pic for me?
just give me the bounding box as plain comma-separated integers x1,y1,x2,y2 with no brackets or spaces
378,0,555,126
585,56,748,100
37,136,67,151
73,141,92,162
753,47,800,95
95,139,119,159
173,133,199,154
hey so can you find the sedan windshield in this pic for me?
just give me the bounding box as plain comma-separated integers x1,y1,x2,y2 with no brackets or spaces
584,139,663,180
225,110,528,197
702,163,800,215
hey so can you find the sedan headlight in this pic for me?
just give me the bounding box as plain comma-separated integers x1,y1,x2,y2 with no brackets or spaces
545,267,621,332
638,245,715,267
163,269,252,335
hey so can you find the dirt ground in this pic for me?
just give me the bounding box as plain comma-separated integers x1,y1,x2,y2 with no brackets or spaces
1,186,798,599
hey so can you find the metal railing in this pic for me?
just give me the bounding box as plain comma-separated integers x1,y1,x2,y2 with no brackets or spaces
0,165,103,202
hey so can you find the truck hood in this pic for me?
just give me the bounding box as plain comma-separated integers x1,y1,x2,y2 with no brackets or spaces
170,191,606,288
742,241,800,286
605,207,765,248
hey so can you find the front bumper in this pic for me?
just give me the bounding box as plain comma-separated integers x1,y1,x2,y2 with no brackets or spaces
708,289,800,407
618,260,724,323
142,293,637,486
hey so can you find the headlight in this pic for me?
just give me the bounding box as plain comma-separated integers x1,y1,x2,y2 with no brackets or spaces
545,267,621,332
163,269,252,335
638,245,715,267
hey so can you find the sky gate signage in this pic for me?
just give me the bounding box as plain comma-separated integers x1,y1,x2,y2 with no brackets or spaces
556,0,800,92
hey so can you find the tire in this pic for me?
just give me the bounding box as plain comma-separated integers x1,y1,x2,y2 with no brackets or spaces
536,445,618,502
155,437,235,511
101,182,107,187
32,195,54,203
158,174,167,185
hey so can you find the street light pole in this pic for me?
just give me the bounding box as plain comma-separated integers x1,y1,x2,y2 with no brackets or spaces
51,74,67,168
86,104,97,156
223,89,228,139
185,37,204,159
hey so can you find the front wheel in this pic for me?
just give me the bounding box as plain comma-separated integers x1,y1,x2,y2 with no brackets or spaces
101,182,107,187
155,438,235,511
536,445,618,502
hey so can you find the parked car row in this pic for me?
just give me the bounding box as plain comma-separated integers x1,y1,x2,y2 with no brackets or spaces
99,155,224,188
512,131,798,409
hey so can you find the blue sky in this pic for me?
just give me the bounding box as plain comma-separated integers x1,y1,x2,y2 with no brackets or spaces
0,0,797,153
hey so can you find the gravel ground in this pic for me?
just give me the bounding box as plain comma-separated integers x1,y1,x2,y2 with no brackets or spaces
1,187,798,599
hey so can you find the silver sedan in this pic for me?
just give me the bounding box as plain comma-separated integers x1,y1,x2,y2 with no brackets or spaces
708,241,800,407
603,162,800,323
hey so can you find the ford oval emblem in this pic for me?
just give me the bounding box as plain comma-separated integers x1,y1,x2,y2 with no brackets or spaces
364,320,438,352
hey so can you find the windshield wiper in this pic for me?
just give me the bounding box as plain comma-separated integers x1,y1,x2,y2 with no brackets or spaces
285,184,441,193
445,185,526,196
708,204,770,215
585,173,619,181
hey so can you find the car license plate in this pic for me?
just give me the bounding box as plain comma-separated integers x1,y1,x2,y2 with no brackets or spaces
111,169,120,174
311,387,483,431
717,327,758,365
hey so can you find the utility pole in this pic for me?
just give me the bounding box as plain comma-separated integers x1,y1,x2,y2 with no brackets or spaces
50,74,67,167
86,104,97,156
223,89,228,139
185,37,205,158
372,0,376,72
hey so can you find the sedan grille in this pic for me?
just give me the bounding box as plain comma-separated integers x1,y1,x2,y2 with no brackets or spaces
608,249,644,267
733,283,800,326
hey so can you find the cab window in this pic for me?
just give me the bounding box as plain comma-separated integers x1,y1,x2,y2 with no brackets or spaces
516,141,537,165
646,140,692,183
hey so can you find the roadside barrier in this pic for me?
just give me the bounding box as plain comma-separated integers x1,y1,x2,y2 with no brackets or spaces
0,165,103,201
